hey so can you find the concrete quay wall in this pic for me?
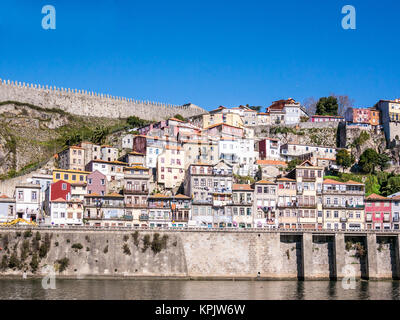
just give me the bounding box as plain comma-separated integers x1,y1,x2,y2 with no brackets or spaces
0,228,399,280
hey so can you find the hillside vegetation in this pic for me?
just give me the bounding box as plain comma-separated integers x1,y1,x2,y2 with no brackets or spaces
0,101,147,180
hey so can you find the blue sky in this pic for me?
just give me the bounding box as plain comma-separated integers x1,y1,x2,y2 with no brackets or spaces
0,0,400,111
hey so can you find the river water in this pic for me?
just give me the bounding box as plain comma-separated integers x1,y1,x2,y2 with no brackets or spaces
0,279,400,300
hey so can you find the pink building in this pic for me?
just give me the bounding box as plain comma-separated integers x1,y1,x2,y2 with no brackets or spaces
205,123,244,138
365,193,392,230
345,107,370,124
87,170,107,196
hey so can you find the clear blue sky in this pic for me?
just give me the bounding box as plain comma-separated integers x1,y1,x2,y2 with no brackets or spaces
1,0,399,111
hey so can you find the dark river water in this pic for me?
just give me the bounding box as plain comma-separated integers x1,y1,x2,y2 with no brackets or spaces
0,279,400,300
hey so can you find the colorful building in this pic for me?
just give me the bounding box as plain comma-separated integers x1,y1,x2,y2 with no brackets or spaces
322,179,365,230
157,145,185,189
87,170,107,196
58,145,86,171
253,180,277,228
276,177,298,229
365,193,392,230
53,169,90,184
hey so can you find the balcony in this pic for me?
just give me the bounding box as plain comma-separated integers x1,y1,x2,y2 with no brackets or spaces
346,204,365,209
125,203,147,209
213,200,232,207
302,176,316,182
193,199,213,205
297,204,317,209
122,215,133,221
171,216,189,222
139,214,149,221
173,204,191,209
323,203,345,209
213,188,232,193
148,203,170,209
124,188,148,195
232,201,253,206
277,202,297,208
323,189,348,195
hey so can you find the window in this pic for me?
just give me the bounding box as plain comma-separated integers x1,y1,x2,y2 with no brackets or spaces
62,183,67,190
55,173,61,179
64,174,69,180
31,191,37,201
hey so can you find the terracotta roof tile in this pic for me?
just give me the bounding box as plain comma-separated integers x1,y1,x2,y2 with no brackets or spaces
366,193,388,200
255,180,276,185
256,160,287,166
232,184,254,191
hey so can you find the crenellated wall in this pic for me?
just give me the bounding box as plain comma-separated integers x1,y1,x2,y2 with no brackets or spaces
0,79,208,121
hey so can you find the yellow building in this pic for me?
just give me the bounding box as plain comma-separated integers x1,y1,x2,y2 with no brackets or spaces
157,145,185,189
58,145,86,171
290,161,324,229
202,112,244,129
53,169,90,184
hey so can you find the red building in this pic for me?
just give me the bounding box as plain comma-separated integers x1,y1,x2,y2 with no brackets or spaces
365,193,392,230
49,180,71,201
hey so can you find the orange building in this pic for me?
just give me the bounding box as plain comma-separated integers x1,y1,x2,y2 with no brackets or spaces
369,107,380,126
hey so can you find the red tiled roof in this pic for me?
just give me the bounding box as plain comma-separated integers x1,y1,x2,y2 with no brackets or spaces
366,193,387,200
323,179,346,185
169,117,186,123
174,194,191,199
346,180,364,185
232,184,254,191
276,177,296,182
256,160,287,166
255,180,276,185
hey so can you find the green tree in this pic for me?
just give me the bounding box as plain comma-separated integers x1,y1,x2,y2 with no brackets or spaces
336,149,354,172
365,175,381,196
127,116,147,128
359,149,380,174
315,96,339,116
246,105,261,112
377,154,391,171
90,126,109,145
383,176,400,196
173,114,186,122
287,159,302,172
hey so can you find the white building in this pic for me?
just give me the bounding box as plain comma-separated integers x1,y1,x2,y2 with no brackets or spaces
283,102,308,125
101,145,119,162
14,183,42,222
86,160,128,182
122,134,134,149
281,143,337,162
237,138,259,176
218,138,240,164
48,198,83,226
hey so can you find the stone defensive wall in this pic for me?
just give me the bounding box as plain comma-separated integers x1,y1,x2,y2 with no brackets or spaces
0,228,399,280
0,79,208,121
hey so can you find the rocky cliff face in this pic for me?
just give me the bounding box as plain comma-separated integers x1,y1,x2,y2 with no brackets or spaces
0,102,125,179
256,125,339,147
